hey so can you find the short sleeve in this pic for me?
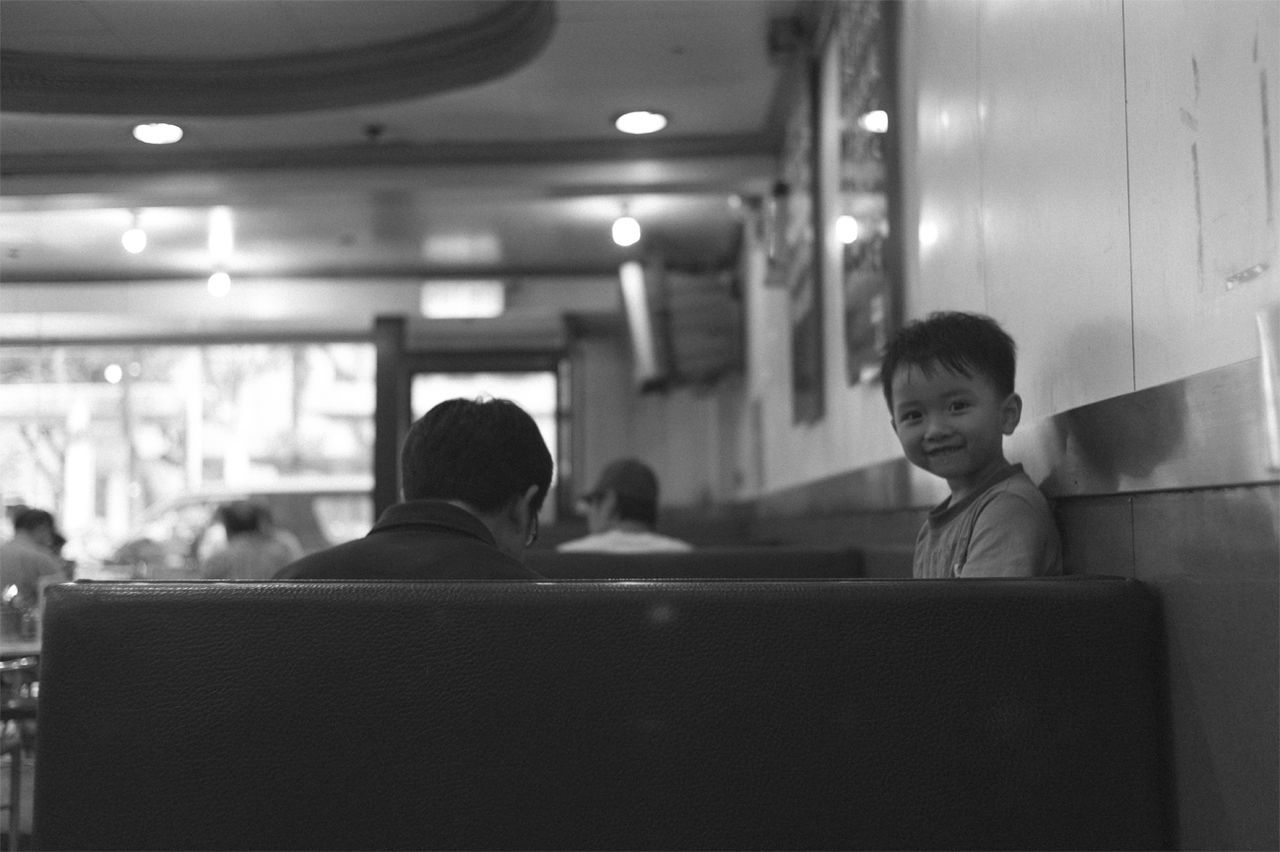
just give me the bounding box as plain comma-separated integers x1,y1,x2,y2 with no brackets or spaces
958,491,1062,577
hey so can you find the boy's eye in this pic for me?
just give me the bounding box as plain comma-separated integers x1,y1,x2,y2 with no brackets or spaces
896,410,921,424
947,400,971,413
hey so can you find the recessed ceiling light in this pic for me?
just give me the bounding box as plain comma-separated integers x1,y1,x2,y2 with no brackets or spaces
207,271,231,297
612,215,641,247
856,110,889,133
121,227,147,254
614,110,668,135
132,123,184,144
835,215,860,245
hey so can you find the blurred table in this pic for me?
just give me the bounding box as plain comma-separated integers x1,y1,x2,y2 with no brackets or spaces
0,643,38,662
1,656,38,852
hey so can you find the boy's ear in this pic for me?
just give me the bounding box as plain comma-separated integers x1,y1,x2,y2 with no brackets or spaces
1000,392,1023,435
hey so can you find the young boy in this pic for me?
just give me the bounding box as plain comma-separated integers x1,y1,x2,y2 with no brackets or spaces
880,311,1062,578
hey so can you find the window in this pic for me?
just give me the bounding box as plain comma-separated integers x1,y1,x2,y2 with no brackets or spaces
0,342,375,567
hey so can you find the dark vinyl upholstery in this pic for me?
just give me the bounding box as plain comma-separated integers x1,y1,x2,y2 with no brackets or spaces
35,578,1171,850
525,546,864,579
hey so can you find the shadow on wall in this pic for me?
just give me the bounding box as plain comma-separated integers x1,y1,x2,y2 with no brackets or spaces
1039,324,1190,497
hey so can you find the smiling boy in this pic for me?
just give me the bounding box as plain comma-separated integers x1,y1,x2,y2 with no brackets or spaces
880,311,1062,578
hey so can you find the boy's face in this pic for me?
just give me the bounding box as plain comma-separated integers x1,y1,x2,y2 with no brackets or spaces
889,362,1022,503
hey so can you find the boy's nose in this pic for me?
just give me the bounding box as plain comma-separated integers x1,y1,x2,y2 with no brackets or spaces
922,413,950,439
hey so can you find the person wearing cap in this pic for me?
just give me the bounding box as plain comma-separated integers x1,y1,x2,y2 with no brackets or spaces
557,458,692,553
1,507,72,618
277,397,551,580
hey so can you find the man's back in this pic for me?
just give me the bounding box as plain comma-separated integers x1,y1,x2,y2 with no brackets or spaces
203,532,296,580
0,534,66,602
276,500,541,580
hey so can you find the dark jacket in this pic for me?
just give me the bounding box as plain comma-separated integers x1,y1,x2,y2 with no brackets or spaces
275,500,542,580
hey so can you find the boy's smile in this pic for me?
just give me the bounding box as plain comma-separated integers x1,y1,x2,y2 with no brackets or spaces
890,363,1022,504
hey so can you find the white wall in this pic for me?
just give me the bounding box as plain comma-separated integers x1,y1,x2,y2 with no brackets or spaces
571,334,738,508
734,0,1279,502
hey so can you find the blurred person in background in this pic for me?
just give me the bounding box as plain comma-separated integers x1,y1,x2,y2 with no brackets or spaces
558,458,692,553
201,501,300,580
0,507,72,637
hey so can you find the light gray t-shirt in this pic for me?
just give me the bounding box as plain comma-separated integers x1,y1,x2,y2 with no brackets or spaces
202,532,298,580
913,463,1063,578
557,529,693,554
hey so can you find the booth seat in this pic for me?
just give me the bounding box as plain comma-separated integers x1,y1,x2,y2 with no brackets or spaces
34,577,1171,851
524,546,864,579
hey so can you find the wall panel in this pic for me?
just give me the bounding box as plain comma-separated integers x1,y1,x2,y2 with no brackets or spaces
1132,485,1279,851
1125,0,1280,390
907,0,984,317
979,0,1133,416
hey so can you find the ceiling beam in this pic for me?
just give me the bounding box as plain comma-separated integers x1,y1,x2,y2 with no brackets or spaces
0,264,630,285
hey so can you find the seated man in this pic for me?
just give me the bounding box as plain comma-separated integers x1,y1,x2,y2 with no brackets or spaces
1,507,72,640
277,397,551,580
558,458,692,553
1,507,71,607
201,501,299,580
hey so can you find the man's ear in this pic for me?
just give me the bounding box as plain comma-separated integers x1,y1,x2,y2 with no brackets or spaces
1000,392,1023,435
498,484,541,544
509,484,539,524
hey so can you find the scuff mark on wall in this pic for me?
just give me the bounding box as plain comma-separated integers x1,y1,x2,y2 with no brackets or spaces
1192,55,1201,101
1225,262,1270,290
1262,69,1274,225
1192,142,1205,289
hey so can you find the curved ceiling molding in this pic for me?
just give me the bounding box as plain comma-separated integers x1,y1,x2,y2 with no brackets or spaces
0,0,556,116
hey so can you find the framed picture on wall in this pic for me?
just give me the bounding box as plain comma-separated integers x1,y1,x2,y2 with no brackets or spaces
769,50,825,425
826,0,901,386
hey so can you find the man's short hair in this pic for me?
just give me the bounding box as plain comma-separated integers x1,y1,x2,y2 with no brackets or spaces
12,507,55,534
400,397,553,514
582,458,659,527
217,501,265,537
879,311,1017,411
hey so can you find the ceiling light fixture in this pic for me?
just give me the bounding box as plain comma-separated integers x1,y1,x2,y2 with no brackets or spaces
614,110,668,135
207,271,231,298
835,215,860,245
132,122,184,145
122,210,147,254
612,214,641,247
420,280,506,319
208,206,234,259
856,110,889,133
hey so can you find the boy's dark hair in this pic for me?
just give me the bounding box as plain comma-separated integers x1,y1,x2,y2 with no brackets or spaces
400,397,553,514
879,311,1017,410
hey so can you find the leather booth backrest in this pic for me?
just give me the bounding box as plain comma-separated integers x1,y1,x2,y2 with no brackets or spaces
524,546,864,579
35,578,1171,851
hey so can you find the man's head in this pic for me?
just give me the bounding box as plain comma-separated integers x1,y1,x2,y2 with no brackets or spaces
217,501,265,538
12,507,58,549
579,458,659,533
401,397,553,555
880,312,1022,502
